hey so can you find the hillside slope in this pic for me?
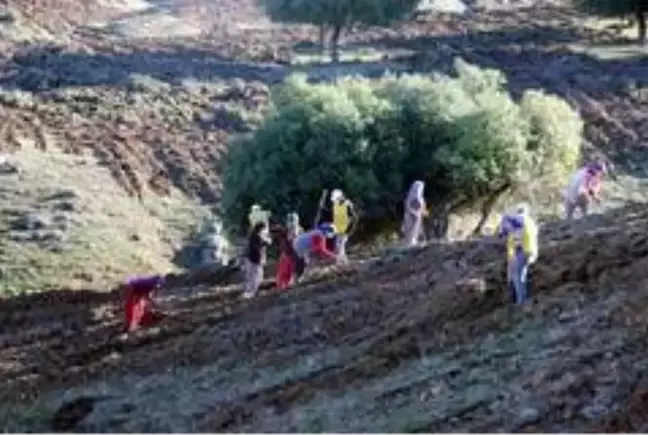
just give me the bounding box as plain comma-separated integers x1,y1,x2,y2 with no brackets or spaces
2,0,648,430
2,203,648,431
0,144,211,293
1,0,647,205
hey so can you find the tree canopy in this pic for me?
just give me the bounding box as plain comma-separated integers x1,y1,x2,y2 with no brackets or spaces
220,59,583,239
258,0,419,61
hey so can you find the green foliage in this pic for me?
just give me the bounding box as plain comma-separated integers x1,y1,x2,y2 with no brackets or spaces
220,59,584,235
520,90,583,189
258,0,419,59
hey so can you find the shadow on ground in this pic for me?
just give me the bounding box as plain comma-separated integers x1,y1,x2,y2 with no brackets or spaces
0,24,586,91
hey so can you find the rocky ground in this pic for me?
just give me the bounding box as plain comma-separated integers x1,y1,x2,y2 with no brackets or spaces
2,0,648,431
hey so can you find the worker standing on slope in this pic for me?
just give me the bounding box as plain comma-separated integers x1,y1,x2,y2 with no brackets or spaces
285,212,302,239
497,204,539,305
242,221,272,299
326,189,357,265
274,212,303,290
122,274,166,332
292,223,337,283
563,161,607,219
201,218,231,267
401,180,427,248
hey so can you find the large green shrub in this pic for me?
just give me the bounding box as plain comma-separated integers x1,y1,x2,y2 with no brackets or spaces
221,58,583,238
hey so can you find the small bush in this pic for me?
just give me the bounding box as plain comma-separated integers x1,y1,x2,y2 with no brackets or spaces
221,58,584,237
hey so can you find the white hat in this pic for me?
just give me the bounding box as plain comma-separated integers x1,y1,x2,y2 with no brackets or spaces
250,204,261,211
330,189,344,201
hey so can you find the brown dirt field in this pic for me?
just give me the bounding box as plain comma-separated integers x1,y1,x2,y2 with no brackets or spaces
2,0,648,431
2,203,648,431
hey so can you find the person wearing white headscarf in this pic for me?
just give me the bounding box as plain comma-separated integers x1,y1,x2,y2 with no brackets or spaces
202,218,230,267
401,180,426,248
563,161,606,219
248,204,270,231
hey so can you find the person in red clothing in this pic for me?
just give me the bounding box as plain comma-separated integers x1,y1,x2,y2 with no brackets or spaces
273,212,303,290
121,274,166,332
291,223,337,283
273,227,296,290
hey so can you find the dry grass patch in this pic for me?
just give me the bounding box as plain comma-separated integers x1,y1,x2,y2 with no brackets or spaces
0,145,211,295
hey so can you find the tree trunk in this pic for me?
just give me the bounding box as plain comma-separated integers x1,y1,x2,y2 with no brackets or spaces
637,7,647,44
471,183,511,237
330,24,342,63
318,25,327,56
425,207,450,240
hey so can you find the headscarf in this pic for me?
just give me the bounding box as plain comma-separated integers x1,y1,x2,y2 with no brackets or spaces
497,214,524,238
208,218,222,235
330,189,344,202
586,161,605,176
126,275,164,292
286,212,301,239
317,223,337,238
406,180,425,212
286,212,300,227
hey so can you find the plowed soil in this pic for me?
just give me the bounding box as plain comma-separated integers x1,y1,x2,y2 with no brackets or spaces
2,204,648,431
3,0,648,431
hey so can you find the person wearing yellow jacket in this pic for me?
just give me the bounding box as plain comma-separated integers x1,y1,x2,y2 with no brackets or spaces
497,203,538,304
328,189,357,265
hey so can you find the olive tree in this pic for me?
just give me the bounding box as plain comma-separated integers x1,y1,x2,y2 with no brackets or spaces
220,59,583,239
258,0,419,61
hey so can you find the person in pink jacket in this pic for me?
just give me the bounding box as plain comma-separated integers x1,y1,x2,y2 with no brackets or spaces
563,161,606,219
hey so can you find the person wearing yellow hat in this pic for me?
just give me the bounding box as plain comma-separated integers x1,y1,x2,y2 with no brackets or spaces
327,189,357,265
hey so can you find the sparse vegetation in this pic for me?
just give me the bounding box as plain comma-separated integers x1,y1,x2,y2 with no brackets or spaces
0,147,211,295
